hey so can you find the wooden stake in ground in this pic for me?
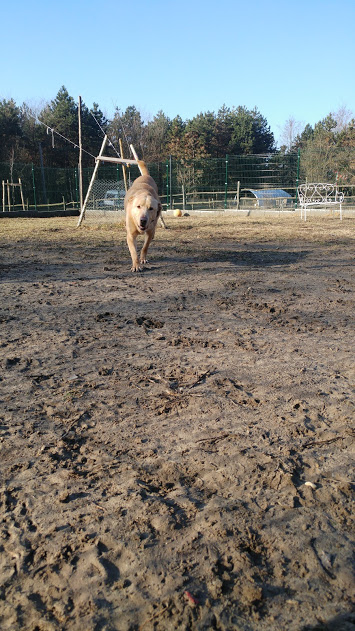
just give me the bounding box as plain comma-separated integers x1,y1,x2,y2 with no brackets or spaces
78,96,84,212
119,138,128,192
19,179,25,210
2,178,25,211
77,138,166,229
77,135,108,227
7,180,11,210
77,136,140,227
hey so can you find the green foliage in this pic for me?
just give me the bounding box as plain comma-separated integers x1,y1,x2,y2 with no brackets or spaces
80,102,109,164
0,86,354,188
183,105,275,157
108,105,144,158
185,111,216,155
293,112,355,184
0,99,22,162
38,87,79,167
0,88,110,169
144,111,171,162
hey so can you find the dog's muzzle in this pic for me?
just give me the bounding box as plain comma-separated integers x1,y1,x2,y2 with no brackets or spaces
139,218,148,230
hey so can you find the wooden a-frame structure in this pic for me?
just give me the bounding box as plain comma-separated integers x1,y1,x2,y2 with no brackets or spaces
77,135,138,227
77,137,166,228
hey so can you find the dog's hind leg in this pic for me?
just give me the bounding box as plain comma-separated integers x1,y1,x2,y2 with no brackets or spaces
159,214,167,229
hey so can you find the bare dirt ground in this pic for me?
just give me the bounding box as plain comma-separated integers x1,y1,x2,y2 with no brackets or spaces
0,214,354,631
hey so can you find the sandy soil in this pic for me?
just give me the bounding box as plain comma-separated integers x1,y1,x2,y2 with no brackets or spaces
0,214,354,631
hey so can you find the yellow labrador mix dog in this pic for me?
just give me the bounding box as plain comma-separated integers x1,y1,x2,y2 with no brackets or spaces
125,161,162,272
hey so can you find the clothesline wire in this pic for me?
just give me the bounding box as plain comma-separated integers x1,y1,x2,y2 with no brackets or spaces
28,110,97,159
89,111,121,158
28,106,133,162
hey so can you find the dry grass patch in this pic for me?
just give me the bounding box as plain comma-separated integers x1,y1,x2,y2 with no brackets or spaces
0,214,353,252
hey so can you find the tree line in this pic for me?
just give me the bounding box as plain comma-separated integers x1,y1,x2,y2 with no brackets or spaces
1,86,354,183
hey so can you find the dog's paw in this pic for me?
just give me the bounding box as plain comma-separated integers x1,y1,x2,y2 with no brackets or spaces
140,258,148,265
131,263,142,272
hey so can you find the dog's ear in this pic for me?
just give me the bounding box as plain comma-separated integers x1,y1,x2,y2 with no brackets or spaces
157,202,162,216
125,193,134,204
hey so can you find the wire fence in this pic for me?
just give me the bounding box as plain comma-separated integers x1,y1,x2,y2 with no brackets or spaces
1,150,354,213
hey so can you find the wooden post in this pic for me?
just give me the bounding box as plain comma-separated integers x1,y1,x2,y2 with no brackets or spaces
7,180,11,211
19,178,25,211
169,155,172,210
119,138,128,191
2,180,5,212
38,142,48,207
236,181,240,210
77,135,108,227
78,96,84,212
224,154,228,209
96,156,139,165
130,145,143,175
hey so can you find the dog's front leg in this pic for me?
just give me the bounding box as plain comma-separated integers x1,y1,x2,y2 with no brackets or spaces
127,233,141,272
140,231,154,265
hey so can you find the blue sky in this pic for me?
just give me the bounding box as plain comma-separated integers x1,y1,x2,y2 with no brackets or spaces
2,0,354,146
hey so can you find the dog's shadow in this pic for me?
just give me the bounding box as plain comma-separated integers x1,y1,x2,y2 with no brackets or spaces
152,246,308,270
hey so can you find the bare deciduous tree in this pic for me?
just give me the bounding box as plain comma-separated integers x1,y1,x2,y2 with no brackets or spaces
332,105,354,133
279,116,305,151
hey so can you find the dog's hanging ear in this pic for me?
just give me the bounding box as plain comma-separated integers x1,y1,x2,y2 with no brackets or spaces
125,192,135,204
157,202,162,216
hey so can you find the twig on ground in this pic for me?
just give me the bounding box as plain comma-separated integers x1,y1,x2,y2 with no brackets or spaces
303,436,347,449
196,432,236,445
139,604,170,630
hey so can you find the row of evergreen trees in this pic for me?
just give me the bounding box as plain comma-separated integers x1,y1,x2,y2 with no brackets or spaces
1,86,354,184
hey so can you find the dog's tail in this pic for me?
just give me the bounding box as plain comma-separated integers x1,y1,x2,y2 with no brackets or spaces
138,160,149,176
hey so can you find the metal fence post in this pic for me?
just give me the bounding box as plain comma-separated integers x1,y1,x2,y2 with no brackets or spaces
295,148,300,208
224,154,229,209
74,168,79,207
169,155,172,209
166,160,169,209
31,163,37,212
38,142,48,208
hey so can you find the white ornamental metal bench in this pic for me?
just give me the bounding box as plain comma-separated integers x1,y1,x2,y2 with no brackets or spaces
297,183,344,221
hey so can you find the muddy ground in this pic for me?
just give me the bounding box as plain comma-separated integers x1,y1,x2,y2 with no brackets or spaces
0,214,354,631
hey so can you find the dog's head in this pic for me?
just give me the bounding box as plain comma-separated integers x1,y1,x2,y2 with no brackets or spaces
129,192,161,233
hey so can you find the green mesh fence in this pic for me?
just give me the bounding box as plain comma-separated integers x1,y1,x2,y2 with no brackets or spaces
0,163,79,210
161,154,300,210
1,150,354,213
